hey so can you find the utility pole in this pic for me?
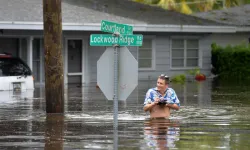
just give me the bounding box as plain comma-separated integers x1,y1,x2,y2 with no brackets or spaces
43,0,64,113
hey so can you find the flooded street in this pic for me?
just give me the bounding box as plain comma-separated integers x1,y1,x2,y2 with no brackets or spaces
0,80,250,150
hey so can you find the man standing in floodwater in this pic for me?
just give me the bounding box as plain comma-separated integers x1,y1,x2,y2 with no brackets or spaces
143,74,180,118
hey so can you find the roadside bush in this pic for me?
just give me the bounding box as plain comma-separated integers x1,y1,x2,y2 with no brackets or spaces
170,74,186,84
211,43,250,81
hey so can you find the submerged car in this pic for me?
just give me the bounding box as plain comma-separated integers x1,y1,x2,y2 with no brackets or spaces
0,53,34,91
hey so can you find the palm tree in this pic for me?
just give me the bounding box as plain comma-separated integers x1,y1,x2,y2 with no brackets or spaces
133,0,245,14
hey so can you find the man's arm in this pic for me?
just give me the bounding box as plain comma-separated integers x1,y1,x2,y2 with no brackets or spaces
144,98,160,112
143,89,158,112
166,103,180,110
143,102,156,112
165,89,180,111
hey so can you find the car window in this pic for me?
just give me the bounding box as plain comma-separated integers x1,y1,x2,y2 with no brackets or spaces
0,57,32,76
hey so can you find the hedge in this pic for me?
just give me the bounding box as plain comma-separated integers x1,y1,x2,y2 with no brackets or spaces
211,43,250,81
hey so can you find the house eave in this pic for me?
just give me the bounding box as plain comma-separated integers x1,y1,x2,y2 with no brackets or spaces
0,21,236,33
236,26,250,32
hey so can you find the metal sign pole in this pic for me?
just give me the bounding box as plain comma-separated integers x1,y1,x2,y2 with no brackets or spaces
113,44,119,128
113,43,119,150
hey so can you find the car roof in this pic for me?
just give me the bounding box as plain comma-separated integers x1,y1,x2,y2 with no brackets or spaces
0,53,12,58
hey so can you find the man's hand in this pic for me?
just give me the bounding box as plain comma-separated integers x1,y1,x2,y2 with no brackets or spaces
143,101,157,112
154,98,160,104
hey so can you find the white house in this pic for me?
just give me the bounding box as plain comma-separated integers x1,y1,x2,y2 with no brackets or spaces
0,0,246,86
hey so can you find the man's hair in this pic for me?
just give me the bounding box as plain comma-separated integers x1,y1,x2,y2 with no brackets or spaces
158,74,170,84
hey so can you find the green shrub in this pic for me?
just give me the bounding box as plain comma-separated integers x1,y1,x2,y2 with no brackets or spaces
171,74,186,84
186,67,200,76
211,43,250,81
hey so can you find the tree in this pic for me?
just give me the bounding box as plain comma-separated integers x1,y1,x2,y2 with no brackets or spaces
133,0,247,14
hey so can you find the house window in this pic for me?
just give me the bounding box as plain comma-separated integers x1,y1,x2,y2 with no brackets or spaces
138,38,154,69
171,39,199,68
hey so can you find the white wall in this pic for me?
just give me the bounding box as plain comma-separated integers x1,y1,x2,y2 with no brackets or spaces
210,32,249,47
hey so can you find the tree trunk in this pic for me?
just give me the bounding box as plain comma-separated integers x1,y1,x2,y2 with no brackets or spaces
43,0,64,113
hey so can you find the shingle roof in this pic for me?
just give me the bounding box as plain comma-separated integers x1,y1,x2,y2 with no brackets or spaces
0,0,227,26
194,4,250,26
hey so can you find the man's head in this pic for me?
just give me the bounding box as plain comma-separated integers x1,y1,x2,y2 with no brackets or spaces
156,74,169,92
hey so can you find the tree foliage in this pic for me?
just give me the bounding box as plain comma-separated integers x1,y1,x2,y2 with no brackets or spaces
211,43,250,82
133,0,249,14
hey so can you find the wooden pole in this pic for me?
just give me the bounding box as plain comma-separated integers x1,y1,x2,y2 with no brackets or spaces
43,0,64,113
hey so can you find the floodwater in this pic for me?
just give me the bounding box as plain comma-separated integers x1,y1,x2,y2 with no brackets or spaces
0,80,250,150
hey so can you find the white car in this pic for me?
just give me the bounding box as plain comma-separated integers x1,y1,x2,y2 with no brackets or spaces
0,54,34,91
0,90,34,105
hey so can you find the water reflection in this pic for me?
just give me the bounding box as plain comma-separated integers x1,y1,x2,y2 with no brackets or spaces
44,114,64,150
0,89,34,105
144,118,180,149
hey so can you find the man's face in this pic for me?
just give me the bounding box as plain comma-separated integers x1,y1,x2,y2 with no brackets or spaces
156,78,167,91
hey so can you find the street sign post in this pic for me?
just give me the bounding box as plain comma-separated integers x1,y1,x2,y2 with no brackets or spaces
101,20,133,35
90,34,143,46
90,20,142,142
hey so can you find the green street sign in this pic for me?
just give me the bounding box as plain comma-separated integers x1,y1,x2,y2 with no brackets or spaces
101,20,133,35
90,34,143,46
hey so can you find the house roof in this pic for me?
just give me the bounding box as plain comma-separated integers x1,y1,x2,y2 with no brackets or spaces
0,0,236,33
0,0,226,25
194,4,250,26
